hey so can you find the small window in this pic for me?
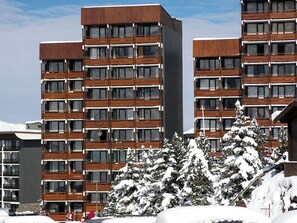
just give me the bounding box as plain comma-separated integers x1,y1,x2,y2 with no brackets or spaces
111,67,133,79
87,68,107,79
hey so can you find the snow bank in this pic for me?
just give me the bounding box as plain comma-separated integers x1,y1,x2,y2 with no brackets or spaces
4,216,55,223
102,217,155,223
156,206,271,223
272,210,297,223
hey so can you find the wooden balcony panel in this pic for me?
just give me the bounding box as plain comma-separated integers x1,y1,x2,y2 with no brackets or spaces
195,90,220,98
68,72,84,79
243,76,269,84
194,70,221,77
68,132,84,139
257,119,272,126
85,182,110,191
43,193,67,200
195,110,220,117
204,131,223,138
67,193,84,200
221,110,236,117
220,69,241,76
85,121,109,129
135,78,162,86
242,55,270,63
270,11,296,19
85,100,109,107
243,98,269,105
68,172,83,180
109,100,135,107
270,33,296,41
84,59,109,66
42,132,68,140
112,141,136,149
110,37,134,44
85,79,109,87
85,141,109,149
67,91,84,99
42,73,67,79
270,55,296,62
84,38,109,45
135,36,161,43
85,204,106,213
111,121,134,128
42,173,68,180
135,99,162,107
68,112,84,119
42,92,66,100
136,141,162,149
68,153,84,159
271,76,296,83
270,140,280,148
112,163,126,170
242,34,269,42
135,57,161,64
42,153,68,160
110,79,133,86
242,13,269,20
42,112,67,120
135,120,162,128
270,98,293,105
220,89,242,96
85,163,111,170
47,213,67,222
110,58,134,65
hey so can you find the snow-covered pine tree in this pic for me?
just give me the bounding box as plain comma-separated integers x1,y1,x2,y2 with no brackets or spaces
217,101,263,205
105,148,140,216
274,126,288,161
196,132,210,157
249,118,267,163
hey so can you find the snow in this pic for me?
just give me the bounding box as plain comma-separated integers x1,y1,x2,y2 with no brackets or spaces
156,206,271,223
271,110,282,122
3,216,55,223
102,217,156,223
0,121,26,132
271,210,297,223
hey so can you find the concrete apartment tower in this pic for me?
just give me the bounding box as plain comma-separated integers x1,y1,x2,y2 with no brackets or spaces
40,4,182,221
194,0,297,153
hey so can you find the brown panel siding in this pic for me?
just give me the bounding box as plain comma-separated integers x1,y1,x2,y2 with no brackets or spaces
40,42,83,60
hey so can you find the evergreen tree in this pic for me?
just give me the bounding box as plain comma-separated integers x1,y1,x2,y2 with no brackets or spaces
249,118,267,163
217,101,263,205
274,126,288,161
196,132,210,157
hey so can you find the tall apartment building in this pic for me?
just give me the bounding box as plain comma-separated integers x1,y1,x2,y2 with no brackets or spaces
0,121,41,212
40,4,182,221
194,0,297,152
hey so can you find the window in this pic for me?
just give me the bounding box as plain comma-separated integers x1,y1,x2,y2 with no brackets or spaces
87,172,108,183
137,108,160,119
196,58,220,70
223,98,240,109
246,86,269,98
113,130,134,141
45,81,64,92
272,64,295,76
44,141,65,153
272,106,285,113
112,25,133,38
196,78,219,90
111,67,133,79
137,46,159,57
196,99,219,110
4,166,19,176
44,121,65,133
245,64,269,77
88,130,108,141
137,23,159,36
88,193,108,203
87,88,107,99
112,150,127,163
87,151,108,163
44,101,64,113
138,129,159,141
261,128,270,140
272,85,295,97
112,109,134,120
272,43,295,55
245,1,269,13
222,57,241,69
87,109,108,120
112,46,133,58
45,202,65,213
44,161,65,173
89,47,107,59
69,100,83,112
209,139,220,152
69,121,83,132
223,119,235,129
272,0,295,12
137,66,159,78
112,88,133,99
87,68,107,79
245,22,269,34
69,161,83,172
137,87,159,99
245,107,270,118
69,181,83,193
222,78,241,89
272,127,288,139
272,22,295,34
69,141,83,152
42,60,64,73
44,181,65,193
69,60,82,72
69,80,82,92
70,203,83,212
245,43,269,56
88,26,107,38
197,119,220,131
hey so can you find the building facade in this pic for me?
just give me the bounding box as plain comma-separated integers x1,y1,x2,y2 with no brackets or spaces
194,0,297,153
40,4,182,221
0,121,41,212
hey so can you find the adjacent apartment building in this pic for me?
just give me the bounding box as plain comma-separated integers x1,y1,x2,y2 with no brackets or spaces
0,121,41,212
194,0,296,153
40,4,182,221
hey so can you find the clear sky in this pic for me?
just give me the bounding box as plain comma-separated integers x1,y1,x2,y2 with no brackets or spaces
0,0,241,131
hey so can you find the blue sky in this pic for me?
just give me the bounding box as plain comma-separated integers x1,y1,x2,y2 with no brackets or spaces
0,0,240,131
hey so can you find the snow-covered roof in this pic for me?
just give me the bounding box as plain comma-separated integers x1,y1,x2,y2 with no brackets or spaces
183,128,194,135
0,121,41,139
40,40,82,44
0,121,26,132
156,206,271,223
102,217,155,223
83,4,161,9
193,37,240,41
15,133,41,140
272,210,297,223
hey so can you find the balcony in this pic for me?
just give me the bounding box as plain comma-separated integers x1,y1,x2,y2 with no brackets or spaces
243,75,270,84
242,32,296,41
3,196,18,202
242,10,296,20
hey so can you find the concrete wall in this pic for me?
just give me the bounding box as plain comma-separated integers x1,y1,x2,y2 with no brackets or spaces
19,140,41,204
162,19,183,139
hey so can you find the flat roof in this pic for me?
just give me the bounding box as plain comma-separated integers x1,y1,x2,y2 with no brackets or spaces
193,37,241,41
40,40,82,44
82,4,161,9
